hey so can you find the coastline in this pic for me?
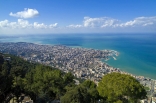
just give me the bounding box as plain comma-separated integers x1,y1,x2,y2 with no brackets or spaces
0,33,156,80
99,52,153,81
0,41,154,81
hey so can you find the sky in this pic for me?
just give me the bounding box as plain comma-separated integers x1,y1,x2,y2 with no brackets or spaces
0,0,156,35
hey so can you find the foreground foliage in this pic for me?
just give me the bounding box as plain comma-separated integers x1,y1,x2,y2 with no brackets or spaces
97,73,147,103
61,80,102,103
0,53,147,103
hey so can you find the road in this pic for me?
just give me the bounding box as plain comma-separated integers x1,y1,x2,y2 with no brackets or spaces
151,80,155,96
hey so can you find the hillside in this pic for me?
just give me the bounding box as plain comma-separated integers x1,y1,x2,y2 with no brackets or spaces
0,53,146,103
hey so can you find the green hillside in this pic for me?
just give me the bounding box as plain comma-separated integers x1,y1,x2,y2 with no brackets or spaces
0,53,146,103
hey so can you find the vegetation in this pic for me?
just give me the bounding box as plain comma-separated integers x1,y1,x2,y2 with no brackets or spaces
61,80,102,103
144,86,150,91
97,73,147,103
0,53,147,103
0,53,36,102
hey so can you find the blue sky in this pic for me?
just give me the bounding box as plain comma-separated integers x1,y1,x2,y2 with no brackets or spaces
0,0,156,35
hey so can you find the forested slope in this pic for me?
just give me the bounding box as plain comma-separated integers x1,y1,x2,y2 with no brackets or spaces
0,53,146,103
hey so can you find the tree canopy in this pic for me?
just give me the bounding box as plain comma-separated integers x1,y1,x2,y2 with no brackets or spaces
61,80,102,103
97,72,147,103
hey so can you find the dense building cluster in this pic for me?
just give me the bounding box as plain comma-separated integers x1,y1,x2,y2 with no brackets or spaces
0,42,119,82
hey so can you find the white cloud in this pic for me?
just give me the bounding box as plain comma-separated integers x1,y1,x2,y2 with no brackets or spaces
119,16,156,27
83,17,119,28
0,16,156,34
18,19,32,28
9,8,39,19
0,19,58,29
0,20,9,27
33,22,58,29
82,16,156,28
67,24,83,28
143,22,153,26
49,23,58,28
67,17,119,28
34,22,47,29
66,16,156,33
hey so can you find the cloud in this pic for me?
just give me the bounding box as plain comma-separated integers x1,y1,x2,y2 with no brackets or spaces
0,19,58,29
83,17,119,28
82,16,156,28
33,22,58,29
49,23,58,28
66,16,156,33
67,24,83,28
33,22,47,29
1,16,156,34
0,20,9,27
18,19,32,28
119,16,156,27
9,8,39,19
67,17,119,28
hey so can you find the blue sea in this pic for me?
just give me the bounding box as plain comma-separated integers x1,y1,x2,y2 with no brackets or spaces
0,33,156,79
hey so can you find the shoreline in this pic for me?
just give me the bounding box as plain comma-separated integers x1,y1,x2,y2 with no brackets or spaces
0,41,155,80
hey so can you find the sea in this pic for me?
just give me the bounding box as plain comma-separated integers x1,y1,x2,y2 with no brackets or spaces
0,33,156,79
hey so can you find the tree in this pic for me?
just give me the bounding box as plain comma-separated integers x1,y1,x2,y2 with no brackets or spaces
63,72,75,86
81,80,100,103
0,54,4,67
97,73,147,103
61,80,102,103
0,57,12,102
23,65,64,102
62,72,75,94
61,85,90,103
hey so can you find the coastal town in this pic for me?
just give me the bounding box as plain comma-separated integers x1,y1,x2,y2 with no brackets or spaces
0,42,156,102
0,42,120,82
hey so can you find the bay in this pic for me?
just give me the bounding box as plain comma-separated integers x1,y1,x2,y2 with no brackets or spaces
0,33,156,79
